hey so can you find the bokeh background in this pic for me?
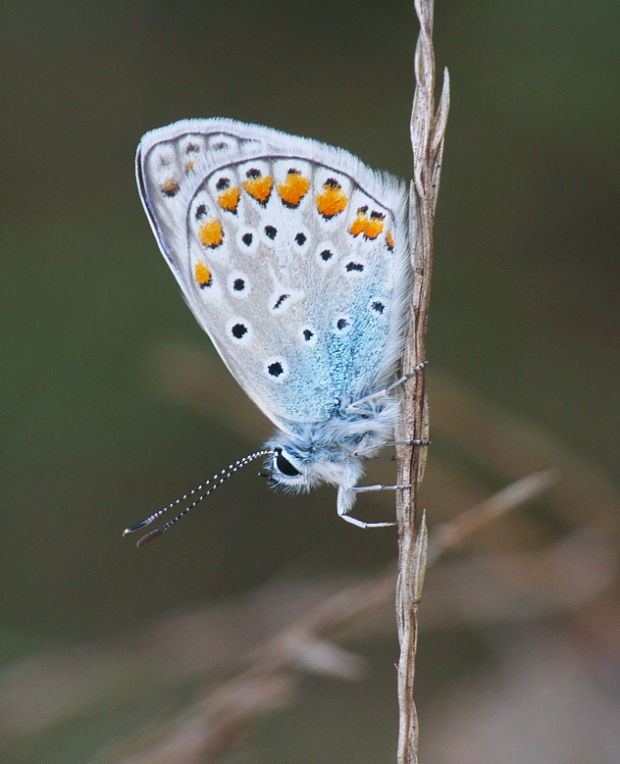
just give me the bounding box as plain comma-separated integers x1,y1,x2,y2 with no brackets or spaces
2,1,619,762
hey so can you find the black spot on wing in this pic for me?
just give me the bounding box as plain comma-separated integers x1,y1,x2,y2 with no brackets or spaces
268,361,283,377
273,294,290,310
345,261,364,272
231,323,247,339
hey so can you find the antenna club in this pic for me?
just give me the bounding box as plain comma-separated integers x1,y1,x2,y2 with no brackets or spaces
122,517,152,536
136,529,163,548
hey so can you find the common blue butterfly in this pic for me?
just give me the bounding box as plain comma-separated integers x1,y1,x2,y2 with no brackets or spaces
124,119,425,546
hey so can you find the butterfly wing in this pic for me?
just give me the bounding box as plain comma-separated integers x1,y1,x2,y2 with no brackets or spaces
136,119,409,433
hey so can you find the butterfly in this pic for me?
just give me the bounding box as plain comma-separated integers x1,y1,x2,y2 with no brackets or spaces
124,119,425,546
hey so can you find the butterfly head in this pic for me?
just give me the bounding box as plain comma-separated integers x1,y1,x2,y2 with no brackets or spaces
266,447,306,491
264,430,364,495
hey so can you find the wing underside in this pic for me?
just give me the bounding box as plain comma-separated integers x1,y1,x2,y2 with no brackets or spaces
137,119,409,432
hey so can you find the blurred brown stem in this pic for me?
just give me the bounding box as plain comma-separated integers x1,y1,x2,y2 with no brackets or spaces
395,0,449,761
0,468,557,762
100,471,552,764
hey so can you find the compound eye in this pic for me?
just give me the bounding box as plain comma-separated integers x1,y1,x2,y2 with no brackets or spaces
275,450,301,477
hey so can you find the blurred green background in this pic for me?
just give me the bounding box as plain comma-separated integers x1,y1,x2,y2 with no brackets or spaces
2,1,619,762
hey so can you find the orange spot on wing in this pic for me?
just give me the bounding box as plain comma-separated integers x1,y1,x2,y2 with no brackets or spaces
161,178,180,197
348,208,385,239
316,181,348,218
386,231,395,251
243,175,273,204
185,160,196,172
348,216,366,237
217,186,241,212
194,260,212,288
364,216,385,239
349,209,368,237
277,172,310,207
198,219,224,248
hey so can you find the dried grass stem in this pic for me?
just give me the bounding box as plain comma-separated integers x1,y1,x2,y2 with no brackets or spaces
395,0,449,760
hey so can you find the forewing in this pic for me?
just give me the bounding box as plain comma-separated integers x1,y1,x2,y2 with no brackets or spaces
136,119,409,431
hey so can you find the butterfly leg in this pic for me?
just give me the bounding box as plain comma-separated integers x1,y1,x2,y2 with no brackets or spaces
352,484,412,494
337,483,401,528
336,484,412,528
384,439,431,447
354,439,430,458
346,361,428,414
340,513,396,529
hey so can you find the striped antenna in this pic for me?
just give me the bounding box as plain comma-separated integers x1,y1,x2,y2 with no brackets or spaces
122,449,274,548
